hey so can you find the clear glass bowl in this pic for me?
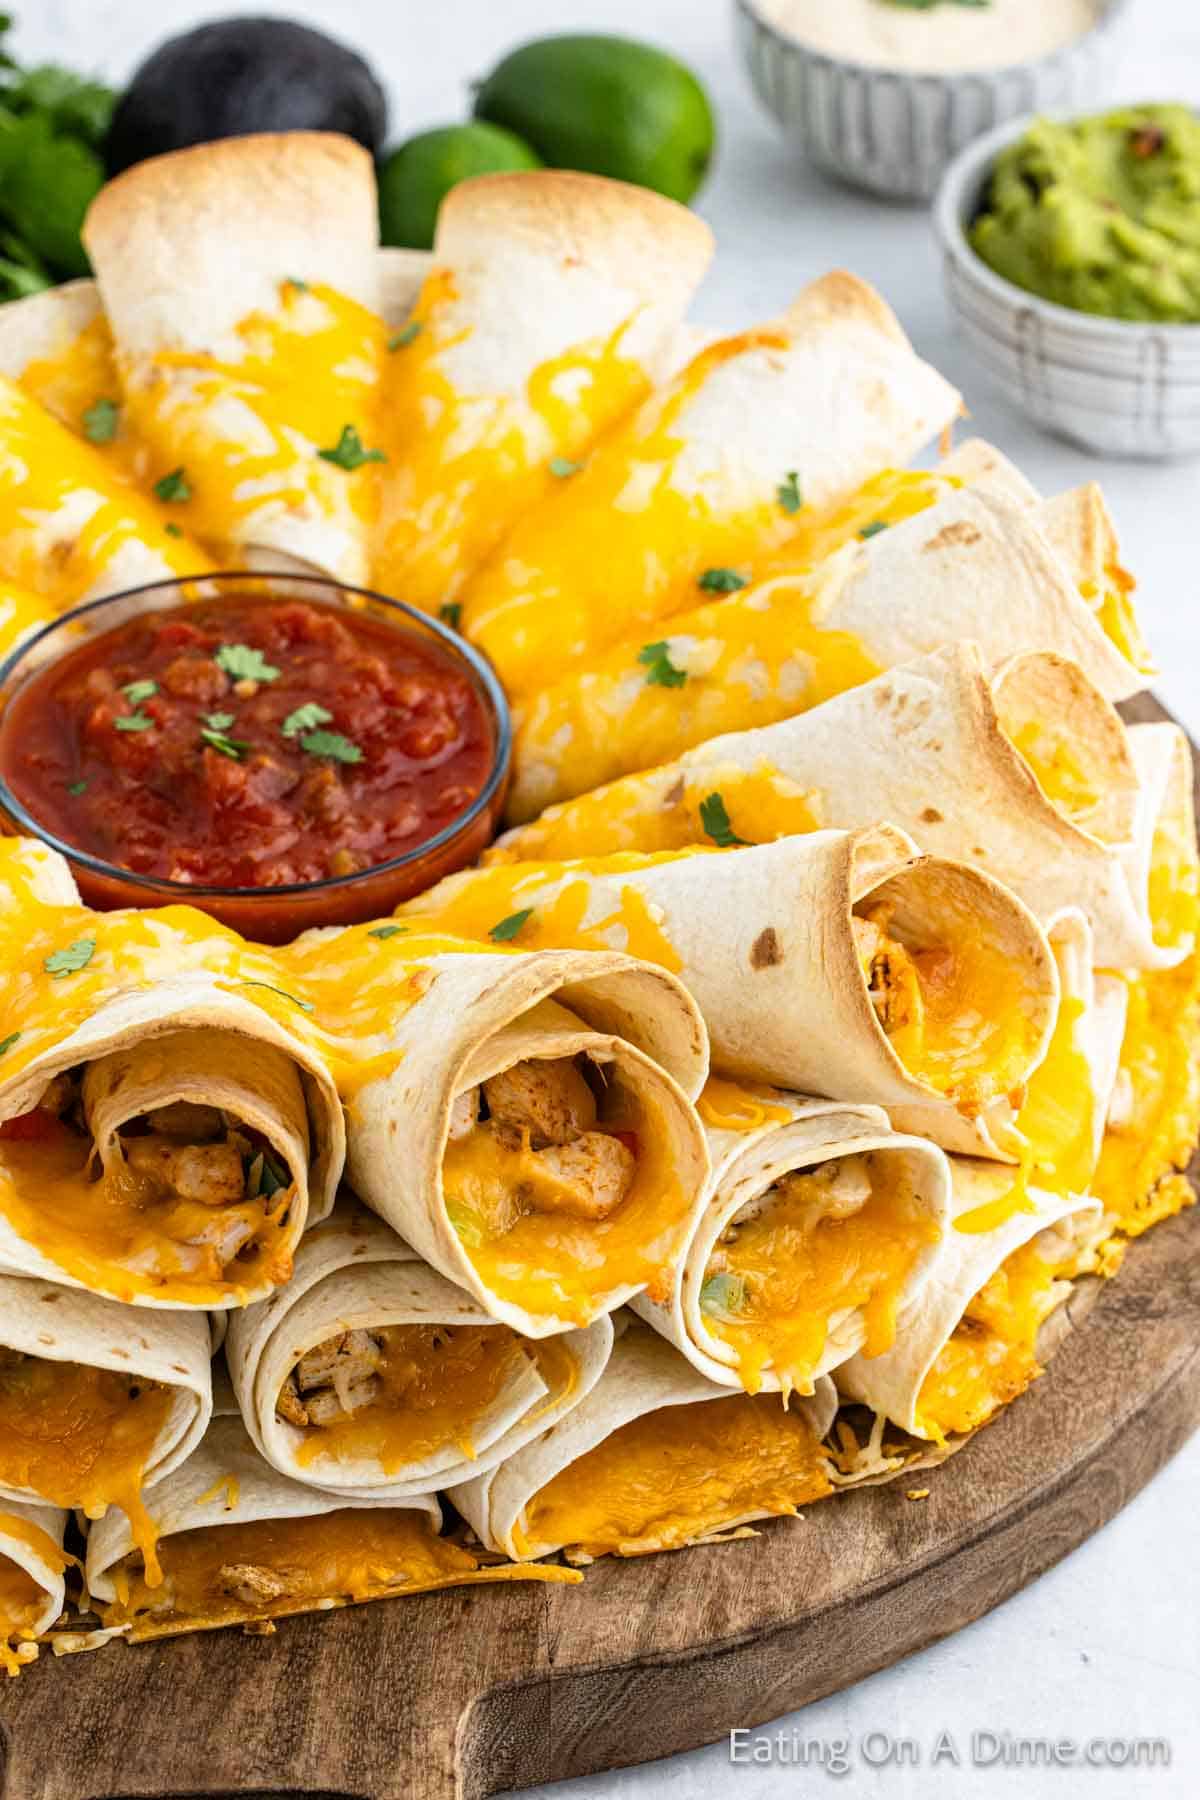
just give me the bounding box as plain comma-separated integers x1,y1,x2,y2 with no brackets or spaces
0,571,512,944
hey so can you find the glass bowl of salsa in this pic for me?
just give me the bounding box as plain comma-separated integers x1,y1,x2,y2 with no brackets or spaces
0,572,511,943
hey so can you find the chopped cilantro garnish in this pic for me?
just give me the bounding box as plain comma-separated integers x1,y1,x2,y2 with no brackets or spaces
66,779,87,797
300,729,363,765
121,679,158,705
115,712,154,733
200,727,250,761
776,470,803,515
82,397,119,444
388,321,423,349
281,702,332,739
859,520,889,540
637,640,688,689
318,425,387,470
164,523,184,539
0,1031,20,1057
215,644,280,684
698,567,748,594
237,979,314,1013
154,467,191,504
439,603,462,631
548,455,583,478
699,1271,747,1318
203,711,235,732
489,908,533,942
699,792,747,848
368,924,408,940
43,937,95,978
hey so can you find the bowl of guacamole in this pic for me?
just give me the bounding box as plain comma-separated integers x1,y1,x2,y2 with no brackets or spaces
936,106,1200,459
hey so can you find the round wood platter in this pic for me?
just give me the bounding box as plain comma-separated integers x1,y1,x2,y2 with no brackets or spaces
1,696,1197,1800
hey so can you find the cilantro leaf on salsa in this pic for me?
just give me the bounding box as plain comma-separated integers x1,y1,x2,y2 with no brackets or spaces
281,702,333,739
318,425,387,470
114,711,154,732
215,643,280,684
202,711,235,732
637,640,688,689
699,791,747,848
489,908,533,942
65,778,87,796
121,679,158,705
153,467,191,503
82,397,119,443
43,937,95,978
199,726,250,761
300,729,363,765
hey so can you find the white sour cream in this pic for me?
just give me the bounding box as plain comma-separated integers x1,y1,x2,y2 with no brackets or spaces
757,0,1099,75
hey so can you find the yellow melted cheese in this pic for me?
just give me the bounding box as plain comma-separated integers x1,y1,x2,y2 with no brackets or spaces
1007,720,1105,825
1078,565,1156,679
516,1392,833,1560
372,269,653,611
1095,955,1200,1237
701,1155,941,1395
17,314,147,484
99,1506,578,1640
0,1513,66,1675
0,1353,172,1583
291,1324,576,1475
0,577,56,665
696,1076,795,1133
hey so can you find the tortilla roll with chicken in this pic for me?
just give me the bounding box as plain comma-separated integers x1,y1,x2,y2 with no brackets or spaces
0,841,344,1308
0,1272,211,1586
371,170,713,612
836,1160,1105,1452
504,485,1150,819
226,1201,613,1499
451,1316,837,1564
84,1404,577,1644
0,1501,70,1675
459,272,961,696
630,1086,950,1401
325,935,710,1338
82,133,386,583
395,831,1060,1158
497,644,1185,975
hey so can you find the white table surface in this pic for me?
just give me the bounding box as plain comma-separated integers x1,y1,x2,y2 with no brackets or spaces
15,1,1200,1794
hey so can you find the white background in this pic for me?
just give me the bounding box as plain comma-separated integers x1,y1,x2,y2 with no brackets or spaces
13,1,1200,1794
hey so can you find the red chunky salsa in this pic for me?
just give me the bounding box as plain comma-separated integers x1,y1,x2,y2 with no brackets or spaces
0,597,496,890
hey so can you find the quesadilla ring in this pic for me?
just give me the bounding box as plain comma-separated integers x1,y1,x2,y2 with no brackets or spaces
83,1405,578,1644
395,832,1061,1155
504,485,1151,821
836,1159,1106,1451
372,170,714,612
0,1501,70,1675
0,844,344,1308
0,1273,211,1582
460,272,962,697
331,939,711,1336
82,134,386,584
631,1087,950,1400
226,1202,613,1499
451,1316,837,1564
497,644,1191,976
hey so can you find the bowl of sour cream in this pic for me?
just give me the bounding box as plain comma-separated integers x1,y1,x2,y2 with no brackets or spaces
735,0,1132,201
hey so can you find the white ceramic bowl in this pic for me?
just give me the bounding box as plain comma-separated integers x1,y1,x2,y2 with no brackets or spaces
734,0,1130,202
936,112,1200,460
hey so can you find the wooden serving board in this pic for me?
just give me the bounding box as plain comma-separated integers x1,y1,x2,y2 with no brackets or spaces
2,696,1198,1800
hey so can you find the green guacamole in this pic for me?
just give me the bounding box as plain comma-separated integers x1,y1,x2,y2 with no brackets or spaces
970,105,1200,324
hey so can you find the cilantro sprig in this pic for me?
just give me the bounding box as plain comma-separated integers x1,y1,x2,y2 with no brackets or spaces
82,397,119,443
237,979,314,1013
489,908,533,943
153,467,191,504
776,470,803,515
121,679,158,705
388,321,423,350
699,792,747,849
637,640,688,689
318,425,387,471
548,455,583,479
368,924,408,941
43,937,95,978
300,729,362,765
200,726,250,761
215,644,280,684
281,702,332,739
698,567,747,594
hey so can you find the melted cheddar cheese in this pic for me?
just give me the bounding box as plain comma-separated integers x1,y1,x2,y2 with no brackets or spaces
99,1506,577,1639
516,1393,832,1560
0,1353,172,1582
1007,720,1105,825
18,315,147,485
1079,565,1156,679
0,1513,66,1675
696,1076,795,1133
291,1325,576,1474
700,1154,941,1395
1095,956,1200,1237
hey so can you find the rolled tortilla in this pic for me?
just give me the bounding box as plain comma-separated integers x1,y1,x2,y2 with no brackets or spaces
0,842,344,1308
83,133,386,583
0,1501,69,1674
332,939,711,1337
451,1316,837,1563
504,486,1150,819
496,644,1181,974
0,1273,211,1581
631,1087,950,1399
460,271,962,696
396,831,1060,1156
226,1201,613,1499
371,170,714,612
837,1159,1103,1446
84,1405,576,1642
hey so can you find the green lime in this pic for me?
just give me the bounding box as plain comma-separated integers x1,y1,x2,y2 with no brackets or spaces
473,34,714,206
377,123,543,250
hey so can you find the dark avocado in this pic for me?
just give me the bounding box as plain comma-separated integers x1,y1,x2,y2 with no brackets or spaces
104,16,388,176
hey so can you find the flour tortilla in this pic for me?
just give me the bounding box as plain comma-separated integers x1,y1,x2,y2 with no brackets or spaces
0,1499,70,1645
451,1316,837,1561
226,1202,613,1499
836,1160,1102,1443
399,830,1060,1156
0,1270,212,1510
342,946,711,1337
631,1095,951,1393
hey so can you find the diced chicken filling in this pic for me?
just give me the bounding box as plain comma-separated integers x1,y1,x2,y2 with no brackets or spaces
276,1329,385,1429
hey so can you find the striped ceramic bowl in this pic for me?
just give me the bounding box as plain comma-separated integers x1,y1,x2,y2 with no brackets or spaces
936,113,1200,460
734,0,1131,202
